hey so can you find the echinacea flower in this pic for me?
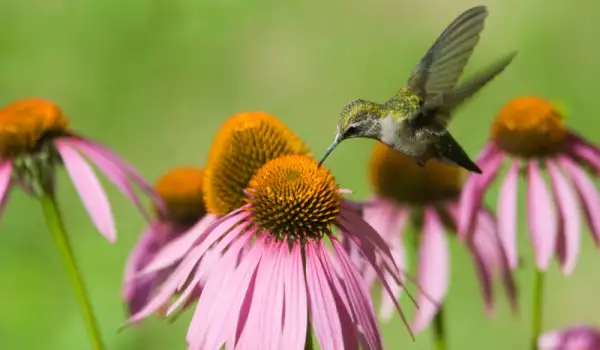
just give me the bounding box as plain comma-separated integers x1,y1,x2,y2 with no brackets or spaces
538,324,600,350
123,166,209,316
358,142,515,333
127,112,410,349
136,110,311,273
0,98,159,242
459,96,600,274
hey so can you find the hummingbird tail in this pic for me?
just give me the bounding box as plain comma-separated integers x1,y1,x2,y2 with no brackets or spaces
442,51,517,112
437,132,482,174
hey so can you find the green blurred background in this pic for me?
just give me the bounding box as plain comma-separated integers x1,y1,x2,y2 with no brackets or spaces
0,0,598,348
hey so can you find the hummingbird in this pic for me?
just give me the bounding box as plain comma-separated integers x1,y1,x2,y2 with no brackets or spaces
318,6,516,174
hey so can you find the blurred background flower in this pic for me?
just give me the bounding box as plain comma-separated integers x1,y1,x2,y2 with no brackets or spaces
538,324,600,350
355,142,515,336
0,0,598,349
122,166,208,317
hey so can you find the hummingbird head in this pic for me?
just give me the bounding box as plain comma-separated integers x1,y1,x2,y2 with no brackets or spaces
318,99,381,166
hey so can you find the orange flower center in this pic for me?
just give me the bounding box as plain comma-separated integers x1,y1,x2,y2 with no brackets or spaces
154,167,206,224
491,96,568,157
246,155,340,240
0,98,70,157
369,143,465,204
203,111,310,215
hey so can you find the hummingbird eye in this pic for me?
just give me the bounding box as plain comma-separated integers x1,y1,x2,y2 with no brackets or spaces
346,125,357,136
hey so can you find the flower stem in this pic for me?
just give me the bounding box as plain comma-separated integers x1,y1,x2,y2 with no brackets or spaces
304,326,314,350
432,306,447,350
40,192,105,350
530,269,545,350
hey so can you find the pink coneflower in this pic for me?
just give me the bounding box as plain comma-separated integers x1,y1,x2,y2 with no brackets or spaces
357,143,515,334
130,111,312,274
123,166,214,316
538,324,600,350
0,98,159,242
130,154,410,349
459,96,600,274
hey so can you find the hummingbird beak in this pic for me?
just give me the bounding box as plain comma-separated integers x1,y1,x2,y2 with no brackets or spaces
318,135,341,167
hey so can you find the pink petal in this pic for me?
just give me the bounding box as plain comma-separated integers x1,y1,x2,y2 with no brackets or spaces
344,229,413,339
470,240,494,315
559,156,600,246
281,244,308,350
258,244,286,350
331,239,382,350
363,199,409,321
143,211,248,274
547,159,581,275
55,140,115,242
497,160,520,268
65,139,155,220
186,232,251,346
339,209,400,277
458,147,505,238
570,135,600,173
122,222,162,315
0,160,13,217
235,241,282,349
526,161,557,270
125,242,207,325
197,236,265,350
70,138,161,204
305,241,345,350
412,208,449,334
316,243,360,349
538,324,600,350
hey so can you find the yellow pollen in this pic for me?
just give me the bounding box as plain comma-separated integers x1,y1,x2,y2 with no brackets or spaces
492,96,568,157
246,155,341,240
369,143,465,204
203,111,310,215
0,98,70,157
154,167,206,224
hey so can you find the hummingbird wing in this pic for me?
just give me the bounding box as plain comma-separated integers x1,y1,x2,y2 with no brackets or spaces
405,6,488,105
439,51,517,111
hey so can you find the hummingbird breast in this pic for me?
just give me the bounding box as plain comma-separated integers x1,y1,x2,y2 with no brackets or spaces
379,113,432,157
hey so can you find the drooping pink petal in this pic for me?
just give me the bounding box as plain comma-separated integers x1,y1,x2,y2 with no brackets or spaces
331,239,382,350
339,209,400,277
197,236,265,350
412,208,449,334
305,241,345,350
55,140,115,242
62,138,157,221
547,159,581,275
235,241,281,349
363,198,409,321
470,240,494,315
497,160,520,268
257,243,286,350
281,243,308,350
0,160,13,219
143,210,249,275
526,161,557,270
122,222,164,315
186,232,251,346
559,155,600,246
70,138,163,209
125,241,208,325
570,135,600,174
342,225,413,339
458,147,506,238
316,242,360,349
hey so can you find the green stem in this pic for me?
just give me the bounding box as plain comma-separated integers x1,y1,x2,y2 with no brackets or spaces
304,325,314,350
530,269,545,350
432,306,447,350
40,192,105,350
